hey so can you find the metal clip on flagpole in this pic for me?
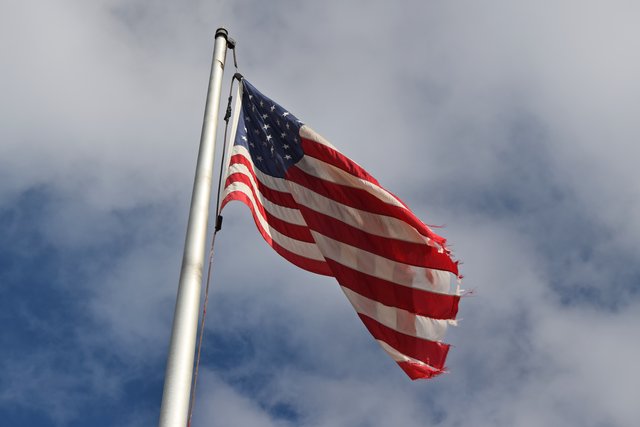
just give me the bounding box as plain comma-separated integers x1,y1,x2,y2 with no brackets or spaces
158,28,230,427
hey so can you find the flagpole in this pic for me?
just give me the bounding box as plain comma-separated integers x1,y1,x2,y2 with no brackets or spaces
158,28,229,427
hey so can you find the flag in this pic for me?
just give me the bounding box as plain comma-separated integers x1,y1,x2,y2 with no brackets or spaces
220,79,461,380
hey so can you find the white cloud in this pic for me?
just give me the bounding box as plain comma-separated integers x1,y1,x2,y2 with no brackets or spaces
193,371,290,427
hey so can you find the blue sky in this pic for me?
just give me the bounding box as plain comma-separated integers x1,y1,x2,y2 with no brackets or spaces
2,1,639,426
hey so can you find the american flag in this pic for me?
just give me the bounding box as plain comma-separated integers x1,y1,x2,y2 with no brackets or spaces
221,79,461,380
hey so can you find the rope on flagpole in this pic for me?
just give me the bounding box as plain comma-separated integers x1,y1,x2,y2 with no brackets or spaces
186,52,241,427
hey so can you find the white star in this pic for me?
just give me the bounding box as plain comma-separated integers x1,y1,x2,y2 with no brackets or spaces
243,126,247,132
249,142,255,147
270,105,276,112
256,155,262,161
283,144,289,150
262,113,268,119
248,94,253,100
260,100,264,107
283,111,290,117
285,123,290,129
276,119,281,126
263,124,270,130
266,134,272,141
280,132,286,138
246,116,251,122
284,154,292,160
241,135,248,141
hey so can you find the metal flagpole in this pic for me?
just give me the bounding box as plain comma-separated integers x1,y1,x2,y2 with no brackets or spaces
158,28,229,427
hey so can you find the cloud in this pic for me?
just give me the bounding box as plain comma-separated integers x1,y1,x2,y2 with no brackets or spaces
193,371,289,427
1,1,639,426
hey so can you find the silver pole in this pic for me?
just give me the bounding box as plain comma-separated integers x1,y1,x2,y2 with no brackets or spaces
158,28,229,427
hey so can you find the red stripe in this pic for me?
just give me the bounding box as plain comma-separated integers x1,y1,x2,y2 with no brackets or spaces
285,165,448,248
221,192,331,276
326,259,459,319
358,313,450,370
225,173,314,243
396,361,444,380
227,154,298,208
300,137,381,186
298,205,458,275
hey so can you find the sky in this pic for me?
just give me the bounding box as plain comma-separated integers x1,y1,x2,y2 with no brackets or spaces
1,0,639,426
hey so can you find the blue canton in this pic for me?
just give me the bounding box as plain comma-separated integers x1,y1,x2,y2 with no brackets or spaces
235,80,304,178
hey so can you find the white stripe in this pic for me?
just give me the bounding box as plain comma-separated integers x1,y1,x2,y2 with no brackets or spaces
300,125,336,150
228,145,292,193
310,232,455,295
377,340,439,372
225,167,307,226
299,126,404,212
342,287,447,342
298,126,406,207
219,82,243,201
287,180,433,245
295,155,406,209
225,185,325,261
